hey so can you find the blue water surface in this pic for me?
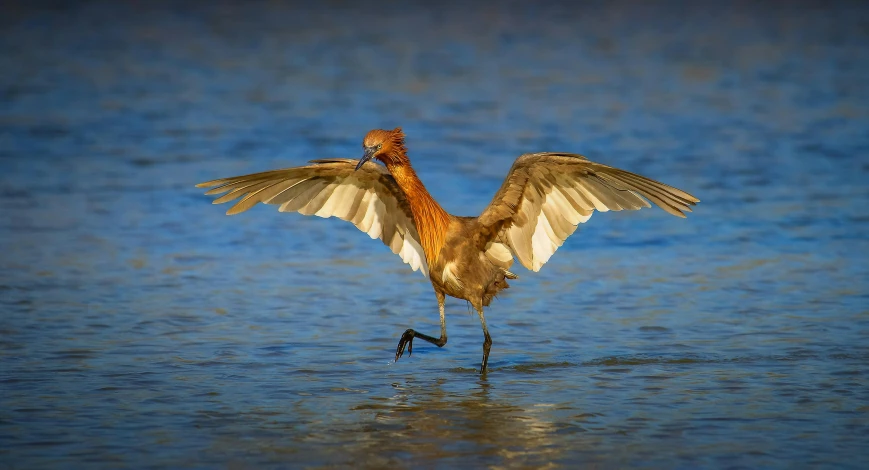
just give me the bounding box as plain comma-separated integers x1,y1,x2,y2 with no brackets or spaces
1,1,868,468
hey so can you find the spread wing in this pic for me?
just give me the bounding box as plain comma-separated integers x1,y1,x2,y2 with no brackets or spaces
196,158,428,277
477,152,699,272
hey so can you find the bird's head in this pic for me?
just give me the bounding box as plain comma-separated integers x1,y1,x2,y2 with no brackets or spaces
357,127,407,170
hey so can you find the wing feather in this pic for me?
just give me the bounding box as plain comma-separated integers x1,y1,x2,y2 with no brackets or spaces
214,179,277,206
350,190,374,227
478,152,698,272
280,180,330,213
357,192,381,236
266,178,312,205
572,180,611,212
599,171,695,215
324,183,361,219
203,175,276,196
299,182,339,216
226,178,306,215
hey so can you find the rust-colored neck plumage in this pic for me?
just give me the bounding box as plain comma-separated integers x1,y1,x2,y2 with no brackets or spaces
385,159,450,265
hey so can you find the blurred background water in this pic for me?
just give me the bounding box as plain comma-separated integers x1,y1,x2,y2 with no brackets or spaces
1,1,868,468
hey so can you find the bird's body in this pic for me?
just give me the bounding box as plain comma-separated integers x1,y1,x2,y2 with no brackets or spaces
197,128,699,372
430,215,513,306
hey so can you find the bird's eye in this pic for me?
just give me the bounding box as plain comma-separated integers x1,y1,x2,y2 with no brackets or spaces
377,144,382,150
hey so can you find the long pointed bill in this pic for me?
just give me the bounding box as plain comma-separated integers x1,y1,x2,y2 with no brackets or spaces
356,148,376,171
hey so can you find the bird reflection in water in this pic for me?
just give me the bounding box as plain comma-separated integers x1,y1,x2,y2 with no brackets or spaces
344,378,566,467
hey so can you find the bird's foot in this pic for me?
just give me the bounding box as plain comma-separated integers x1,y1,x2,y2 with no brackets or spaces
395,329,415,362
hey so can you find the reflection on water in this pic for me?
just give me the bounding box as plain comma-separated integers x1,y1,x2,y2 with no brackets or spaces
2,1,869,468
347,380,564,467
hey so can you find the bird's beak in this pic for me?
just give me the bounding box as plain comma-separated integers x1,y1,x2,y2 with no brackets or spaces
356,147,376,171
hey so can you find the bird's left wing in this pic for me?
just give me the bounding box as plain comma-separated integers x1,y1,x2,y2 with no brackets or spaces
476,152,699,272
196,158,429,276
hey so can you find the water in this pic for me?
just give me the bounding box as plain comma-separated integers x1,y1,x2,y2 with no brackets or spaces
2,1,868,468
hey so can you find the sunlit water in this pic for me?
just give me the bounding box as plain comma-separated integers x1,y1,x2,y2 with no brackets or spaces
2,2,868,468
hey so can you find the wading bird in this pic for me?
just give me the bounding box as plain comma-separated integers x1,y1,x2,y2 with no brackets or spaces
197,128,698,373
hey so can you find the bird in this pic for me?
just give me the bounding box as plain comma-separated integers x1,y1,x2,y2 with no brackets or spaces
196,127,699,373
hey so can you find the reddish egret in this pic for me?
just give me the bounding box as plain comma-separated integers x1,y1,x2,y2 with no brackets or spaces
197,128,699,373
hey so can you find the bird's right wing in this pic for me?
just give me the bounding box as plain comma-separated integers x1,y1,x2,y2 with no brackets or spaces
477,153,699,272
196,159,429,277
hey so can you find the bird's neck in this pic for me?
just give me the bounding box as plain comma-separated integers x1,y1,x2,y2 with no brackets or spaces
385,161,450,265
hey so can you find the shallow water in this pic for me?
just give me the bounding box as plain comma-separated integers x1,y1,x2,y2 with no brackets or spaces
2,1,868,468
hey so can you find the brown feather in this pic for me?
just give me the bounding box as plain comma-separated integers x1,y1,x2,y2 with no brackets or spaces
385,163,451,265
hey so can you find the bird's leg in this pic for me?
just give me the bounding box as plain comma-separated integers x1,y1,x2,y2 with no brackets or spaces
395,291,448,362
475,303,492,374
